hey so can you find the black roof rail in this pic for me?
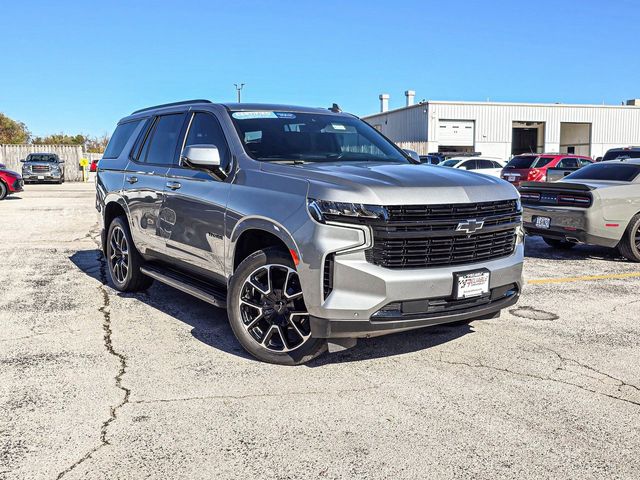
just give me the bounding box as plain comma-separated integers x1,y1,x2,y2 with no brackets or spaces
131,99,212,115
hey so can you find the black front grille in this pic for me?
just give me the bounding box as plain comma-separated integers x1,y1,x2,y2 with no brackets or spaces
366,200,520,269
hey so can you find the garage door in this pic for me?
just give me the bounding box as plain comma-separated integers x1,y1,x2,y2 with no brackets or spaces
438,120,475,146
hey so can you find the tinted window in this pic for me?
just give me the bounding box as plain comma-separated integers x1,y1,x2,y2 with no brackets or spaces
461,160,478,170
492,161,503,168
505,155,554,169
579,158,593,167
557,158,579,169
230,111,408,164
104,120,142,159
27,154,58,162
183,113,230,171
142,114,186,165
566,163,640,182
477,160,494,169
602,149,640,161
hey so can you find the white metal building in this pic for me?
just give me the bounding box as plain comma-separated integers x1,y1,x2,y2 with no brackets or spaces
363,92,640,160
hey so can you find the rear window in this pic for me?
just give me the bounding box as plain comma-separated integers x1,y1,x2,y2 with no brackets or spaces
565,163,640,182
602,149,640,161
505,155,554,169
103,120,142,159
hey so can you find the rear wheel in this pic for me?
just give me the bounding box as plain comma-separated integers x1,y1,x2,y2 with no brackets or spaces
0,181,7,200
542,237,576,249
228,247,326,365
106,216,153,291
618,214,640,262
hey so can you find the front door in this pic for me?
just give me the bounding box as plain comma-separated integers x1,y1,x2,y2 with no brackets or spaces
160,111,233,281
122,113,186,257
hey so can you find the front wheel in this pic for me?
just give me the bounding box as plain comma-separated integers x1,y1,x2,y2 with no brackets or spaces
227,248,326,365
618,214,640,262
542,237,576,249
106,216,153,291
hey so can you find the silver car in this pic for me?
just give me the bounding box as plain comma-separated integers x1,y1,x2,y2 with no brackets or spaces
97,100,524,364
521,159,640,261
21,153,65,184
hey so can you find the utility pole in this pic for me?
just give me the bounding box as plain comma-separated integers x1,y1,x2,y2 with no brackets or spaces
234,83,245,103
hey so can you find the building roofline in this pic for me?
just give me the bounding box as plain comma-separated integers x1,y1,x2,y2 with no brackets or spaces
362,99,640,119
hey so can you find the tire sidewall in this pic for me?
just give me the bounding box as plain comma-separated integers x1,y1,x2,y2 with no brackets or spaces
227,248,326,365
106,217,135,290
0,182,7,200
623,216,640,261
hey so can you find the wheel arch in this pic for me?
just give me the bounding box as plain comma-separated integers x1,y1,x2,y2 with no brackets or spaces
229,218,299,274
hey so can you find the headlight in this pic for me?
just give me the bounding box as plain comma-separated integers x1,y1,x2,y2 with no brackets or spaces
307,199,388,223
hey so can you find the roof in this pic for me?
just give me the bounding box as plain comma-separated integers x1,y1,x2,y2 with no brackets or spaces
363,99,640,119
222,103,348,115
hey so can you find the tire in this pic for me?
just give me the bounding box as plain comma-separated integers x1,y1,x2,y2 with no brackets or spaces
542,237,576,249
617,214,640,262
227,247,327,365
0,181,7,201
106,216,154,291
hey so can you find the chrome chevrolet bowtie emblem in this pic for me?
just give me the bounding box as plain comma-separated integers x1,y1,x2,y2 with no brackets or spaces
456,219,484,234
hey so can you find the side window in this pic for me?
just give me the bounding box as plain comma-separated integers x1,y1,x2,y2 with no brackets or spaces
579,158,592,167
103,120,142,159
492,161,503,168
182,112,231,171
477,160,493,169
558,158,579,169
461,160,477,170
142,114,186,165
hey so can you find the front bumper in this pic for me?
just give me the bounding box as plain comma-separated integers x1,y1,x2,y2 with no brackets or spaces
23,172,62,182
311,284,519,338
523,205,621,248
9,178,24,193
294,219,524,339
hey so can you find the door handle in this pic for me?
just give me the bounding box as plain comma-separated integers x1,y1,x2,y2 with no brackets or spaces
126,176,138,184
166,181,182,190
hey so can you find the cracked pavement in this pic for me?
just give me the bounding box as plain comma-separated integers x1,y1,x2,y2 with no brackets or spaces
1,184,640,479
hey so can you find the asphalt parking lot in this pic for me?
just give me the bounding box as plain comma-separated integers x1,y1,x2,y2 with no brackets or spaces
1,183,639,480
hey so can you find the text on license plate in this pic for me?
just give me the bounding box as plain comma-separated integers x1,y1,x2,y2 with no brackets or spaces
535,216,551,229
455,271,490,299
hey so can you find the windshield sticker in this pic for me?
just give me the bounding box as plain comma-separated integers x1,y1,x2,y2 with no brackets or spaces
274,112,296,119
232,111,278,120
331,123,346,130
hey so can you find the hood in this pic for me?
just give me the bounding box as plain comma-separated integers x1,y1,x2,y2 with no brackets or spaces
0,168,21,178
24,161,59,166
260,161,518,205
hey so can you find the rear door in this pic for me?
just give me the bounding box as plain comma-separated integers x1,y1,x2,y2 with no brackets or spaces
161,111,233,281
122,113,186,257
475,159,502,177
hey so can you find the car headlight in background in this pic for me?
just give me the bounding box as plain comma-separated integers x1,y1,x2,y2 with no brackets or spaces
307,199,388,223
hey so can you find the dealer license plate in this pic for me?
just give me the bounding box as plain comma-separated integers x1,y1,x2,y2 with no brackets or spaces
455,271,490,299
535,216,551,229
37,175,44,180
507,175,516,182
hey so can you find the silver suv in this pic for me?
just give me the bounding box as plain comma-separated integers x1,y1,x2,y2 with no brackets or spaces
21,153,65,183
97,100,524,365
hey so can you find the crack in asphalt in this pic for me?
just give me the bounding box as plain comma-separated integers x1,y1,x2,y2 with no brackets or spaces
55,248,130,479
436,348,640,408
130,386,380,405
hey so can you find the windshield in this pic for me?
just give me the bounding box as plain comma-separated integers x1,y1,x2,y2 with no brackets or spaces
27,154,57,162
440,159,460,167
505,155,555,169
602,149,640,161
229,111,409,164
565,163,640,182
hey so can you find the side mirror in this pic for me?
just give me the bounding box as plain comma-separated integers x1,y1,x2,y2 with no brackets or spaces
20,159,25,163
58,160,65,164
181,144,221,168
403,149,421,162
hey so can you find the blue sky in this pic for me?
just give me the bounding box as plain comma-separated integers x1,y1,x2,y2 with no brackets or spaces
1,0,639,137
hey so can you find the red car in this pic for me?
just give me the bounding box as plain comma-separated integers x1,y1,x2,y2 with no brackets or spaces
0,166,24,200
501,154,593,188
89,159,100,172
